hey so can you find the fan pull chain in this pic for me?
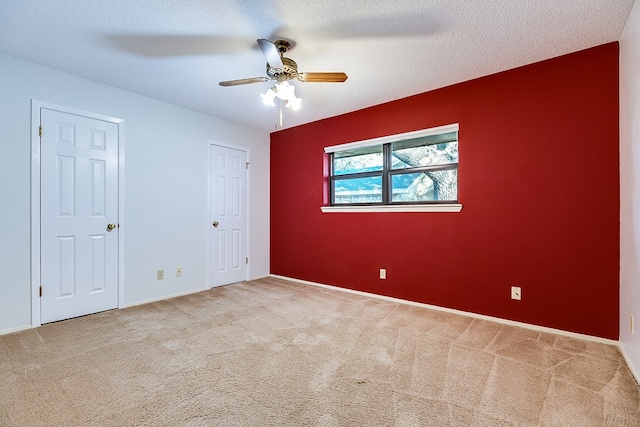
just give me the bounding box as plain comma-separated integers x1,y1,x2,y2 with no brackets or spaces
274,101,278,130
274,99,283,130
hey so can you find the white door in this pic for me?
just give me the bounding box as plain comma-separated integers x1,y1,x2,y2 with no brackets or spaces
40,108,119,323
210,144,247,287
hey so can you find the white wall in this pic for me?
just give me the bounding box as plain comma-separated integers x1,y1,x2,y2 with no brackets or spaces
0,53,270,333
620,0,640,379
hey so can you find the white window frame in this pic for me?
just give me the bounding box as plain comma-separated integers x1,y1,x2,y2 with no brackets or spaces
322,124,463,213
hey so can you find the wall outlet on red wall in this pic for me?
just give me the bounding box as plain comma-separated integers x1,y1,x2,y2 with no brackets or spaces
511,286,521,301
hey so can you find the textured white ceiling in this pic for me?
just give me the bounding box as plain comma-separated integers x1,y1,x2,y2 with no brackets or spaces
0,0,634,132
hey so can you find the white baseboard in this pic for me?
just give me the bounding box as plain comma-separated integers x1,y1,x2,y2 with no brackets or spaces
249,274,271,281
269,274,619,346
0,324,32,336
123,287,210,308
619,344,640,385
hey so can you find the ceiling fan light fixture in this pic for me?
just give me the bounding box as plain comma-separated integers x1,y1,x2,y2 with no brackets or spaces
260,87,277,106
261,81,301,110
274,80,295,99
286,96,302,110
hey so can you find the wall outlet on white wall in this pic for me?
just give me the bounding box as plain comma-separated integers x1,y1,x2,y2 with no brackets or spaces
176,267,182,277
157,269,164,280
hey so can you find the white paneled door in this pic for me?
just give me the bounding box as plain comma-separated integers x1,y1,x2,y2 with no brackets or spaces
40,108,119,323
210,144,247,287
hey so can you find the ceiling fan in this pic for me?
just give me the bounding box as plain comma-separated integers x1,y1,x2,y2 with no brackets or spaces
219,39,348,110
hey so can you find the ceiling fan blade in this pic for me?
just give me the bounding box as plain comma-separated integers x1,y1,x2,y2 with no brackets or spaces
219,77,270,87
257,39,284,70
298,72,348,83
107,35,255,57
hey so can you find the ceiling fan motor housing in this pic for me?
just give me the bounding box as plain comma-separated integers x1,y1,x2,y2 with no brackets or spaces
267,57,298,81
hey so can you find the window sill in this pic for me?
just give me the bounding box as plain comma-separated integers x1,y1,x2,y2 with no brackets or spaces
320,204,463,213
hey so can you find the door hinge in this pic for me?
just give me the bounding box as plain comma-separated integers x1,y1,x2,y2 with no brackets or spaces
246,257,249,264
246,162,249,170
39,126,42,137
39,286,42,297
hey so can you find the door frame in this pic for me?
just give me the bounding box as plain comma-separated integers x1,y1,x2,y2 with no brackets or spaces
206,140,251,288
30,100,126,327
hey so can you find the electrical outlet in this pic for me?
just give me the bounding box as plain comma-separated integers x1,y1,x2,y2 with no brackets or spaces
176,267,182,277
511,286,521,300
380,269,386,280
157,269,164,280
631,315,635,334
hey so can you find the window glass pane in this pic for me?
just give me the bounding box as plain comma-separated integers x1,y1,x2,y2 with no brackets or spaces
334,176,383,204
391,169,457,202
392,140,458,170
333,146,383,175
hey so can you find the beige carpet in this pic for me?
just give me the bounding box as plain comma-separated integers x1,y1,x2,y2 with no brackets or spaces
1,277,639,426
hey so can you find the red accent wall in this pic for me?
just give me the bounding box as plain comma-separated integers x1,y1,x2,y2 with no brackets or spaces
270,43,620,340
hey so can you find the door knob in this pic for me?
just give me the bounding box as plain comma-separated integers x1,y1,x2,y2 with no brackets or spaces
107,223,117,231
212,221,219,228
